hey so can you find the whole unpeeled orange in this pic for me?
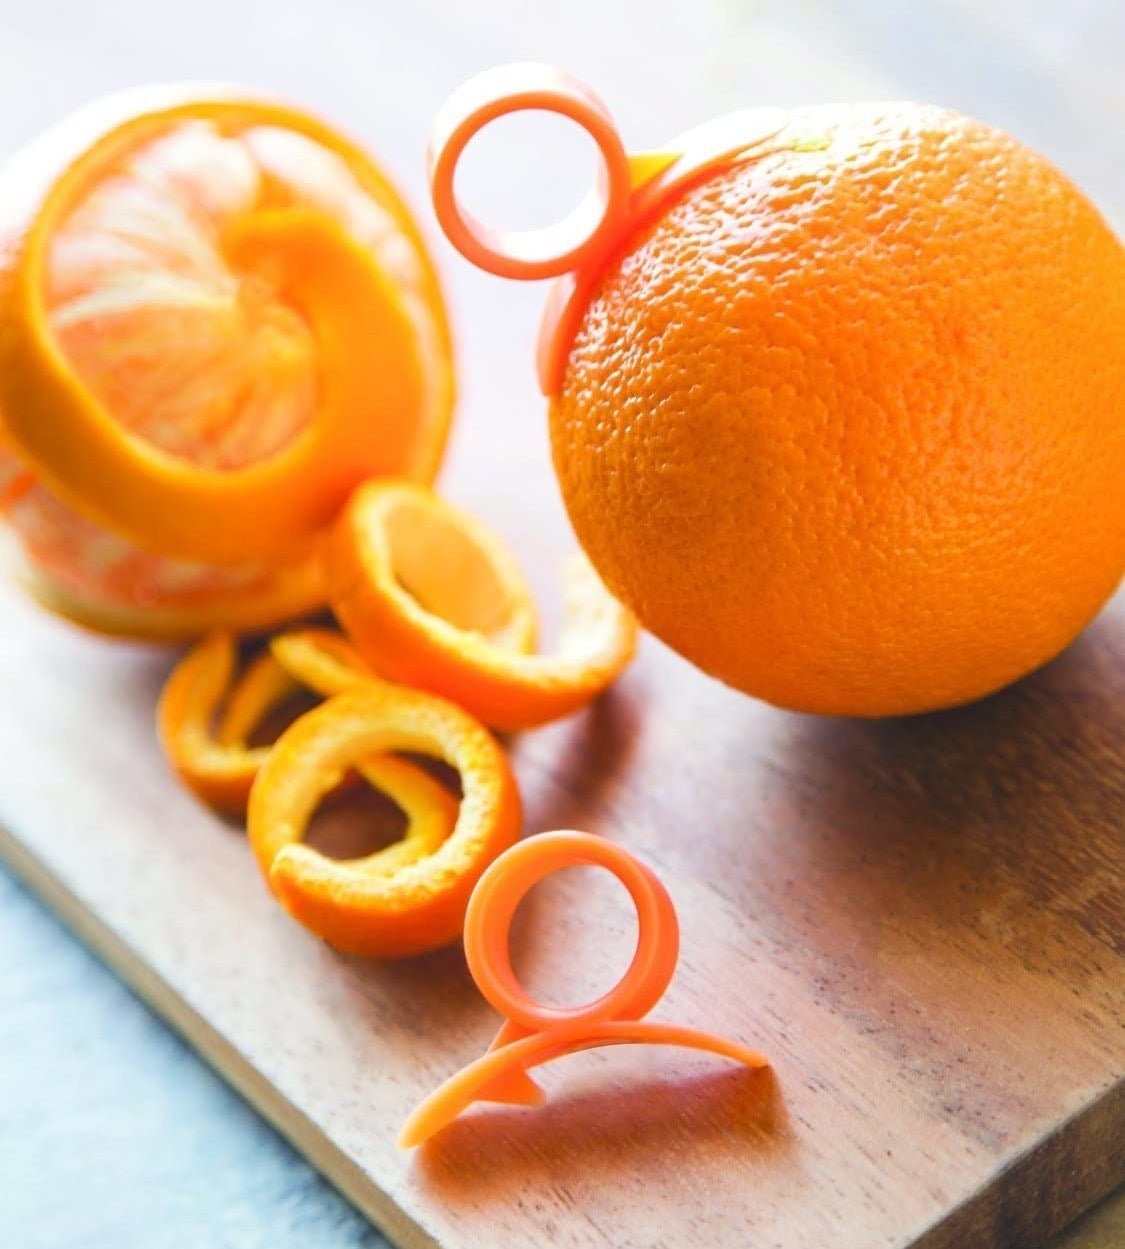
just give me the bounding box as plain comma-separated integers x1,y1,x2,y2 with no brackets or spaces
0,86,454,639
547,103,1125,715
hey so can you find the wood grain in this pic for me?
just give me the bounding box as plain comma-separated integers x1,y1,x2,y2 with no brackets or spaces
0,568,1121,1249
0,1,1122,1246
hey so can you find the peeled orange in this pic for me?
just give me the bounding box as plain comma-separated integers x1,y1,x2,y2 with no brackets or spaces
0,86,454,638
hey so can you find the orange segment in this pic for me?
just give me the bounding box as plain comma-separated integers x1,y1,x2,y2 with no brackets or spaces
248,685,522,958
0,467,325,642
0,446,34,509
326,480,637,731
0,86,454,599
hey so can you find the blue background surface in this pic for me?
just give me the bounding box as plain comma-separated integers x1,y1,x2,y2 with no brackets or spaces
0,871,386,1249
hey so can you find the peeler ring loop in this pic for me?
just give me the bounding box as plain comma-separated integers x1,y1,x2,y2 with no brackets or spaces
400,830,768,1148
463,829,680,1033
427,63,633,280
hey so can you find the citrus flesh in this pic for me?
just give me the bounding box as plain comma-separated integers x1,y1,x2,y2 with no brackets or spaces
549,103,1125,715
0,94,453,636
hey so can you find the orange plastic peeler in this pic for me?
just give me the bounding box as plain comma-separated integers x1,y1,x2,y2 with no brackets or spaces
427,62,787,395
399,830,767,1148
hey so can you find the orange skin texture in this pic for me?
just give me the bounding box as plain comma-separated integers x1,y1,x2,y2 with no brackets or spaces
549,104,1125,716
156,627,463,923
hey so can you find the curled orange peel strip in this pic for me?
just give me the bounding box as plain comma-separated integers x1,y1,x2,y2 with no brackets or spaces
267,629,463,873
0,88,451,565
399,831,768,1149
214,644,303,749
157,628,445,855
267,626,379,694
247,685,522,958
327,480,636,731
158,631,290,813
225,638,460,878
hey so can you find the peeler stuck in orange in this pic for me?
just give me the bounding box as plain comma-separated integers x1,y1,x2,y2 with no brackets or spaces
427,63,1125,717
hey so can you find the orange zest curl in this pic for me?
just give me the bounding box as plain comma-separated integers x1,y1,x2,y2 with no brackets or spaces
159,627,382,812
247,685,522,957
268,626,380,693
327,480,637,731
158,632,293,813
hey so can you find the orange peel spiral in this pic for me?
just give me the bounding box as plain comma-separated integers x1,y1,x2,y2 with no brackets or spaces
0,85,454,632
247,685,522,958
327,480,636,731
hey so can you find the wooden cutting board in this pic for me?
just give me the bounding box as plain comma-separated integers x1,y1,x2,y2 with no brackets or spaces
0,554,1121,1249
0,3,1123,1243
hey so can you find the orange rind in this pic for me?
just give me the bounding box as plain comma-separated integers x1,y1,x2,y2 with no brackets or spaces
158,631,294,812
426,62,785,393
247,685,522,958
268,626,379,692
159,627,391,813
327,479,635,731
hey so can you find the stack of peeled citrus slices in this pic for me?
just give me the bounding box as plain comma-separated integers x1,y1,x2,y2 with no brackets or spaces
0,87,637,957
